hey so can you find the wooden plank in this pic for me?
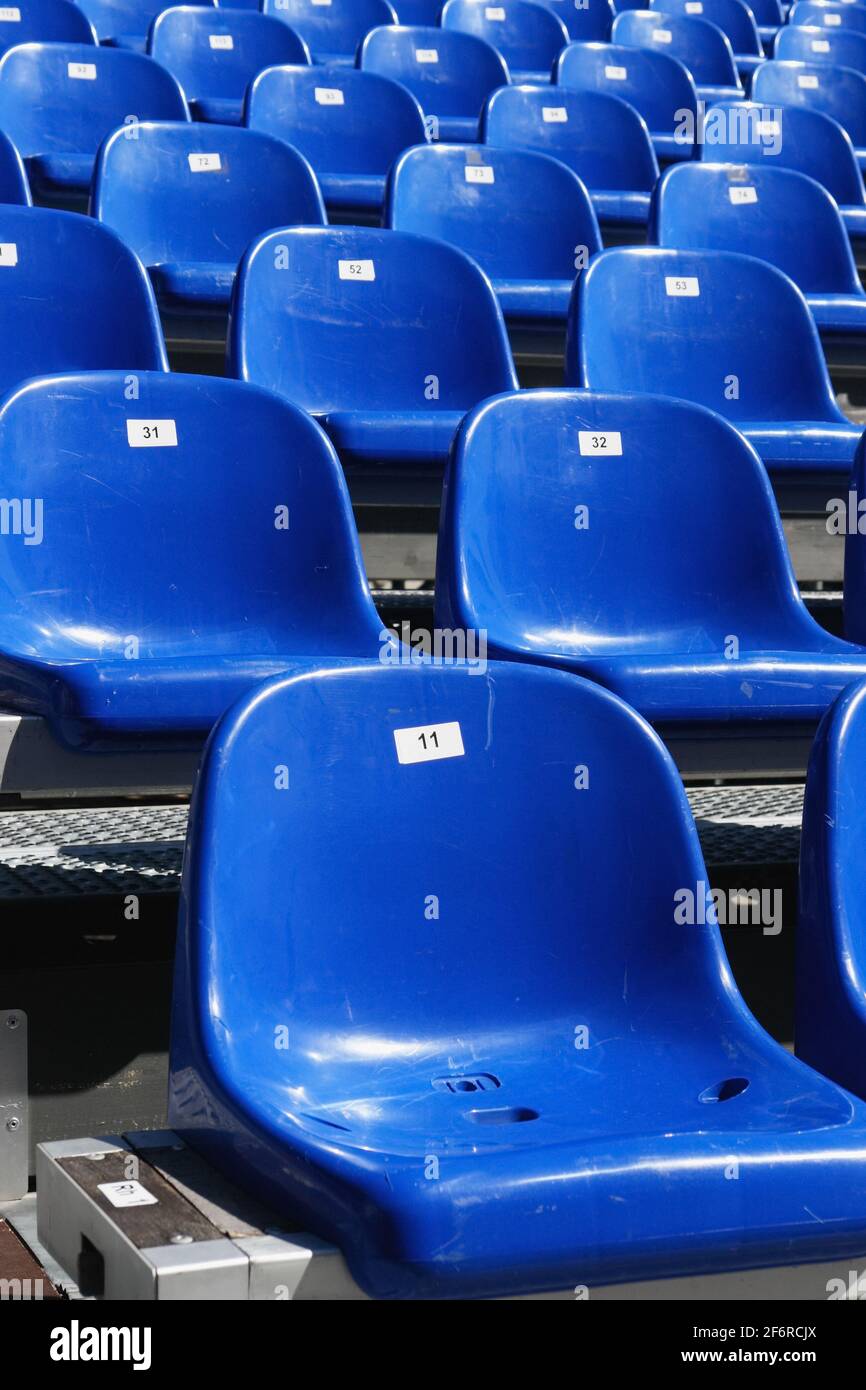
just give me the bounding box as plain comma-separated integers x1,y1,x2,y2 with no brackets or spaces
0,1218,61,1298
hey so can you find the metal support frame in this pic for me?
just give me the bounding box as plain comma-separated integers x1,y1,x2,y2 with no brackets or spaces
0,1010,28,1201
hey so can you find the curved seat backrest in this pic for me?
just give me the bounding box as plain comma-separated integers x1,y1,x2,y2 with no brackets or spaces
701,100,866,207
149,6,311,100
613,9,740,86
77,0,214,42
360,24,510,115
0,129,31,204
540,0,614,40
752,59,866,147
262,0,397,57
556,40,698,133
0,0,96,56
776,23,866,75
650,0,761,56
441,0,570,72
790,0,866,33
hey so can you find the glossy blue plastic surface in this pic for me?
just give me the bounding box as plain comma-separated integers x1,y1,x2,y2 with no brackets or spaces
262,0,397,63
149,6,310,125
441,0,569,83
555,40,698,160
798,676,866,1100
483,83,658,225
539,0,614,40
570,248,861,477
776,22,866,75
391,0,442,21
77,0,214,48
229,225,517,463
436,389,866,723
0,206,167,400
652,162,866,337
169,654,866,1299
650,0,762,70
753,59,866,163
0,371,382,744
0,130,31,205
360,24,510,141
612,8,743,98
386,143,600,322
0,0,96,54
93,122,325,309
245,64,427,213
0,43,189,194
790,0,866,32
702,100,866,238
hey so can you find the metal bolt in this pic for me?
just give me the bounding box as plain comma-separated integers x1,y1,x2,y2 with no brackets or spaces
169,1234,193,1245
5,1015,19,1030
6,1117,20,1132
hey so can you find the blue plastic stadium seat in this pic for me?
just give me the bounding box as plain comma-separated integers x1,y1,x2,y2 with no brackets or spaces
613,8,743,100
0,372,382,745
360,24,510,141
483,84,659,225
0,43,189,200
569,247,862,477
149,6,311,125
752,59,866,169
798,676,866,1101
776,22,866,75
0,0,96,55
93,122,325,309
245,65,427,216
229,226,517,464
743,0,783,49
386,144,601,323
441,0,569,84
650,0,763,76
701,101,866,241
0,206,167,400
391,0,442,20
436,390,866,727
556,39,699,160
169,653,866,1298
77,0,214,51
0,130,31,205
790,0,866,33
653,162,866,343
262,0,397,64
540,0,615,41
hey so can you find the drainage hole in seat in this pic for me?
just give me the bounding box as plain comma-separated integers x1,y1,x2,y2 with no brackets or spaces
468,1106,539,1126
699,1077,750,1104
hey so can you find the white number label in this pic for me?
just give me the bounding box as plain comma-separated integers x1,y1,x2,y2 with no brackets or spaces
209,34,234,49
729,185,757,204
338,259,375,281
485,5,506,16
0,9,21,21
604,64,627,79
542,106,568,122
824,12,842,22
415,48,439,61
665,276,700,297
578,430,622,456
127,420,179,448
98,1181,158,1209
0,243,17,266
312,0,331,6
685,2,703,11
465,164,494,183
756,119,780,136
394,722,465,765
188,152,222,172
798,74,819,87
652,28,672,42
68,62,96,79
315,86,345,104
811,39,830,51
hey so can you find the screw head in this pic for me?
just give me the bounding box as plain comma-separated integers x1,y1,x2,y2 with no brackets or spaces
5,1015,19,1030
6,1117,20,1132
169,1234,193,1245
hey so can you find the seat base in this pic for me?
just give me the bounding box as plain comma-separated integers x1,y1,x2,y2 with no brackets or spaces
493,278,573,322
190,96,244,125
589,189,651,225
149,261,236,307
323,409,466,463
738,420,863,475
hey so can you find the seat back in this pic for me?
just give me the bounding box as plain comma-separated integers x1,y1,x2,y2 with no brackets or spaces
740,0,781,24
391,0,442,20
798,676,866,1098
776,23,866,75
0,206,166,396
0,129,30,204
752,59,866,147
387,143,601,280
483,84,658,192
701,100,866,207
613,8,740,86
245,65,426,176
149,6,310,101
436,391,813,663
0,0,96,55
0,371,381,664
556,39,698,135
262,0,397,58
93,122,325,269
652,161,862,295
790,0,866,33
360,23,510,115
844,436,866,646
77,0,213,42
571,246,842,424
650,0,761,56
538,0,613,39
0,43,188,159
229,225,517,414
441,0,569,72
